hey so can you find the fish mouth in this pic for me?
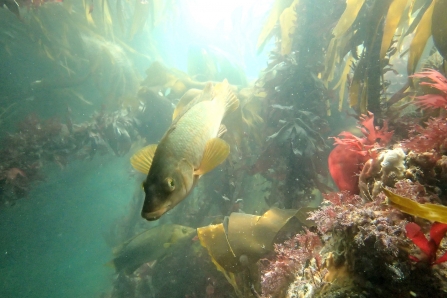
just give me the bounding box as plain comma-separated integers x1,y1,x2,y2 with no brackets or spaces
141,204,171,221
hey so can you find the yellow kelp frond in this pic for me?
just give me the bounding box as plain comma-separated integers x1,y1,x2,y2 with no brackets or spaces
129,0,152,40
380,0,409,62
197,223,240,273
332,0,366,38
227,208,300,257
101,0,114,38
431,0,447,61
383,188,447,224
407,0,434,76
196,223,242,296
404,0,432,38
197,207,311,274
322,21,354,86
322,38,339,83
142,62,206,99
257,0,294,53
83,0,95,26
209,255,242,298
348,59,366,109
116,0,125,33
279,0,299,55
332,54,353,111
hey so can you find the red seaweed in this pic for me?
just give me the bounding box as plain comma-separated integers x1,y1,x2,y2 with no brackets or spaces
411,69,447,110
405,222,447,265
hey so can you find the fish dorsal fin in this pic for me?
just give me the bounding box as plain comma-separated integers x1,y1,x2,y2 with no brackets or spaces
172,89,201,121
217,124,227,137
214,79,239,117
130,144,157,174
195,138,230,176
172,83,213,121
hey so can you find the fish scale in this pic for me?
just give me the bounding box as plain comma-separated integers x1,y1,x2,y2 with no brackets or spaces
163,100,225,169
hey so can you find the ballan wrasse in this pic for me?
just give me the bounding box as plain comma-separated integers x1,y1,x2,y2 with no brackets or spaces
131,80,239,220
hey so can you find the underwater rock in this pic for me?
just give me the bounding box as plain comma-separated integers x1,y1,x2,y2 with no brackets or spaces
283,190,447,297
358,147,406,201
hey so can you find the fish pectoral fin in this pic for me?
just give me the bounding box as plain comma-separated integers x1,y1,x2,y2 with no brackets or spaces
217,124,227,137
130,144,157,174
195,138,230,176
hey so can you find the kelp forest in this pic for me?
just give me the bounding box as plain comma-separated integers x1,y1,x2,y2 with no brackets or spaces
1,0,447,297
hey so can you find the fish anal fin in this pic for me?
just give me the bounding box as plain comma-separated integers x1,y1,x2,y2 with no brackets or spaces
217,124,227,137
195,138,230,176
130,144,157,174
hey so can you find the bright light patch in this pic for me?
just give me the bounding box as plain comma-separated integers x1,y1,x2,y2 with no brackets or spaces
187,0,243,28
187,0,273,29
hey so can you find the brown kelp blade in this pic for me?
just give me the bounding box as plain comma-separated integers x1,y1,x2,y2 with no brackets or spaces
257,0,294,53
279,0,299,55
383,188,447,224
431,0,447,61
407,1,434,76
227,208,300,258
129,0,152,40
197,207,313,274
332,0,366,38
380,0,408,61
197,222,241,273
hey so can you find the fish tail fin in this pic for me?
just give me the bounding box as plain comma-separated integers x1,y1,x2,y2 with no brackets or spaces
215,79,239,117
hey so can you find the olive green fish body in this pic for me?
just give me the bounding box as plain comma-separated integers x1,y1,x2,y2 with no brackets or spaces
111,224,196,273
155,99,226,171
132,80,239,220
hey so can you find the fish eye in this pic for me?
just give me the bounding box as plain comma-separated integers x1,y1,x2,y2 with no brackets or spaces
164,177,175,192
